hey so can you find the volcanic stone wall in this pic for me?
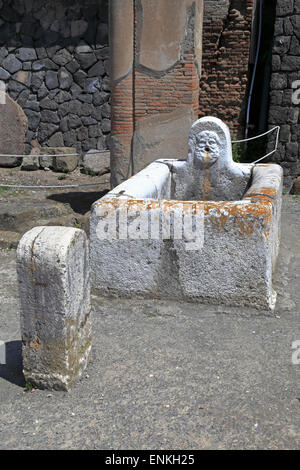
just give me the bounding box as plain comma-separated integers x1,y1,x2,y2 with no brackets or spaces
0,0,109,155
199,0,255,138
268,0,300,188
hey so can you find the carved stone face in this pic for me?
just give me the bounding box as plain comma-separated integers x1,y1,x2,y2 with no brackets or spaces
193,131,220,166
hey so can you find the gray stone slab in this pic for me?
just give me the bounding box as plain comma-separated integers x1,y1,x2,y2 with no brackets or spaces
17,226,92,391
0,93,28,167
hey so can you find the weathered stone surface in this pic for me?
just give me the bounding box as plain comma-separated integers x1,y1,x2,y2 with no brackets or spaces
21,147,40,171
132,107,195,173
17,226,92,391
91,117,283,312
82,149,110,175
2,54,22,74
48,132,64,147
45,70,58,89
0,67,10,80
16,47,37,61
0,93,28,167
58,68,73,90
109,0,133,81
40,147,79,172
292,176,300,195
175,116,251,201
139,0,194,71
52,48,73,66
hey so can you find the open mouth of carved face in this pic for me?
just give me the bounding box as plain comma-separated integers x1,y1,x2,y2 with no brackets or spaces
194,131,220,166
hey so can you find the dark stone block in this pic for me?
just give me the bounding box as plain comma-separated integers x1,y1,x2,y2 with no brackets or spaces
45,70,59,90
101,102,111,118
269,106,289,124
277,0,294,16
78,94,93,104
77,126,89,141
280,124,291,142
26,109,41,131
74,69,87,87
269,90,283,106
65,59,80,74
273,36,291,55
63,130,77,147
281,55,300,71
88,60,105,77
75,51,97,70
270,73,287,89
55,90,71,104
289,35,300,55
58,68,73,90
40,97,58,111
69,114,82,129
16,47,37,62
3,54,22,74
31,71,45,92
41,109,60,125
85,77,101,93
93,91,110,106
81,116,97,126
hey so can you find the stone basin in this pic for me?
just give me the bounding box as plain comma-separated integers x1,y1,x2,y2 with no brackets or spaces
90,117,283,311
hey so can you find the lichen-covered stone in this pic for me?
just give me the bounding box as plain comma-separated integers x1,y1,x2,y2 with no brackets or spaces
39,147,79,172
17,226,92,392
91,117,283,312
0,93,27,167
82,149,110,175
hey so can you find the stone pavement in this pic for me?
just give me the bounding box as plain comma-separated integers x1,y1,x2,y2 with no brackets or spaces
0,195,299,450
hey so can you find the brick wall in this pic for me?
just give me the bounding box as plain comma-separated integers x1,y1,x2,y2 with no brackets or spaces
199,0,255,138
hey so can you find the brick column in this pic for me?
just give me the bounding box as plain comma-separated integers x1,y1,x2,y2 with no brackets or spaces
110,0,203,187
109,0,135,187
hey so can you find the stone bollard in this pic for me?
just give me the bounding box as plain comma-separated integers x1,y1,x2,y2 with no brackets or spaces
17,226,92,391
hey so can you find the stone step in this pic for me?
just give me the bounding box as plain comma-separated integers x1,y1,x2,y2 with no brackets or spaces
0,230,21,249
0,200,73,232
0,211,90,250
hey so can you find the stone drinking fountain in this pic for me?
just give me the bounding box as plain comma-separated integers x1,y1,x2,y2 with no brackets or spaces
91,117,283,311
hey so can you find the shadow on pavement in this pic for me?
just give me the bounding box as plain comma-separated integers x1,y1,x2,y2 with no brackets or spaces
47,190,109,215
0,340,25,388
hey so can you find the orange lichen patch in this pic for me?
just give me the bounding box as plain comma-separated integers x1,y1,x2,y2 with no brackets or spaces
28,333,42,350
202,151,212,200
245,187,278,200
96,197,273,238
201,200,273,237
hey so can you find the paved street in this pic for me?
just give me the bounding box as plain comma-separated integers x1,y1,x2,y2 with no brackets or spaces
0,196,299,450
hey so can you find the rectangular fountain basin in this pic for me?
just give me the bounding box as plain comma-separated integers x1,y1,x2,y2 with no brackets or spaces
90,118,283,311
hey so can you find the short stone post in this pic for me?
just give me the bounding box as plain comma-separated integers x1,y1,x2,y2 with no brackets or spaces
17,226,92,391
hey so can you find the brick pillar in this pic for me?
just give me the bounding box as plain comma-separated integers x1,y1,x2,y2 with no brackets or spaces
110,0,203,187
109,0,135,187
